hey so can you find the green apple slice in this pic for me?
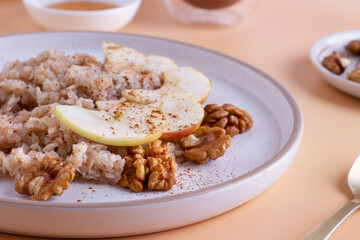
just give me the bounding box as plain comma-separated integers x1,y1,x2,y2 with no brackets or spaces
55,102,166,146
159,92,204,140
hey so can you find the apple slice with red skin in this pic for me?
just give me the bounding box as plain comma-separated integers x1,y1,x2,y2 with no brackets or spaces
158,92,204,140
99,92,204,141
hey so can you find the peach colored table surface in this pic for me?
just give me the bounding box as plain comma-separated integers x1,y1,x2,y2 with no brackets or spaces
1,0,360,239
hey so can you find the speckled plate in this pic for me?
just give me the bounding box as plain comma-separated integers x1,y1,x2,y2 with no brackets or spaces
0,32,303,238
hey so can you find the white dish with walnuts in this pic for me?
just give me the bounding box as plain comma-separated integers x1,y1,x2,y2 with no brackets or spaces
0,32,303,238
310,29,360,98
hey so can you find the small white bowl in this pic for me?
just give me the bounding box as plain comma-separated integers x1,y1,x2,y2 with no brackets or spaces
309,30,360,98
22,0,142,31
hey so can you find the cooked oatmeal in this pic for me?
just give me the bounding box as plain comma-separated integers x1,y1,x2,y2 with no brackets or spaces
0,42,252,200
0,47,165,184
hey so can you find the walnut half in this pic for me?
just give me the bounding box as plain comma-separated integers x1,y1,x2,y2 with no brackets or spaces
347,67,360,83
178,126,231,164
321,51,349,75
14,156,75,201
147,156,176,191
119,140,177,192
346,40,360,55
119,152,148,193
202,103,253,137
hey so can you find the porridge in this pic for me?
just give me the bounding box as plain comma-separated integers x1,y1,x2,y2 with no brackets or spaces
0,42,252,200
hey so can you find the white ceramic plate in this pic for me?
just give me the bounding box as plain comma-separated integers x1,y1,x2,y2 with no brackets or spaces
0,32,303,238
310,30,360,98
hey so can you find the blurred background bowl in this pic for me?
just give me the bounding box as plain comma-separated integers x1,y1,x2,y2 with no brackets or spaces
22,0,142,31
161,0,258,26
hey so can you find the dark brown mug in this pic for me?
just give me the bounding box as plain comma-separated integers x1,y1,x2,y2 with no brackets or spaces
182,0,241,9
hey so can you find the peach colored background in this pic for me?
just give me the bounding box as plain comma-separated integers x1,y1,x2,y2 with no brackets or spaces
1,0,360,239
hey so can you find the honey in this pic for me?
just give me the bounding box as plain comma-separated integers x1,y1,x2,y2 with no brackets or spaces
48,1,118,11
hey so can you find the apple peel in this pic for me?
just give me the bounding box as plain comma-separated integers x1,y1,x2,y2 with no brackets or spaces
158,92,204,140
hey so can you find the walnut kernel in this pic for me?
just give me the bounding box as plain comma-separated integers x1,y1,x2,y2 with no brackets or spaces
147,156,176,191
345,40,360,55
203,103,252,137
347,67,360,83
119,154,148,192
119,140,177,192
179,126,231,164
321,51,349,75
14,155,75,201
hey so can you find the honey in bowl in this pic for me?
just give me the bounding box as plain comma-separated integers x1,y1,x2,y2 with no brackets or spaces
47,1,118,11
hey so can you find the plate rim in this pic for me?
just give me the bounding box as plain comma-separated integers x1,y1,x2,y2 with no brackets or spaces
0,31,304,209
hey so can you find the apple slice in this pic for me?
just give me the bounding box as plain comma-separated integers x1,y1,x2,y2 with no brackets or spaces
97,93,204,140
121,67,211,104
130,55,178,75
163,67,211,104
159,92,204,140
95,99,126,110
55,102,166,146
122,89,162,105
103,42,178,76
103,41,146,73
